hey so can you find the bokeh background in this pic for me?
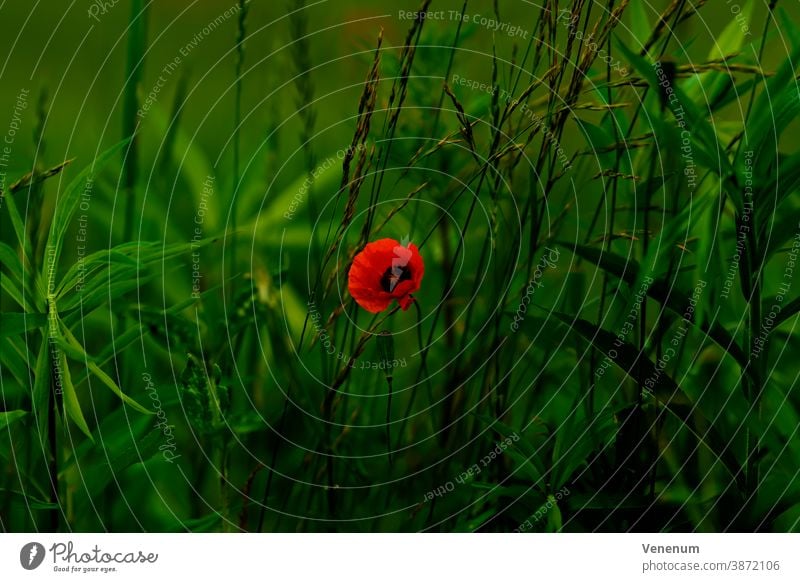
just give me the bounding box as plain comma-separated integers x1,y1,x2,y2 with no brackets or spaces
2,0,800,532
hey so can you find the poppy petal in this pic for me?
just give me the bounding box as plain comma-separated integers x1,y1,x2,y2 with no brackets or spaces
347,238,425,313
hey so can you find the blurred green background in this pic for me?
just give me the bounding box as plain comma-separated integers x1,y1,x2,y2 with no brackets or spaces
2,0,800,532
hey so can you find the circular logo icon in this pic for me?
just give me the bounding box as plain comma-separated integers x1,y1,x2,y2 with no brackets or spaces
20,542,46,570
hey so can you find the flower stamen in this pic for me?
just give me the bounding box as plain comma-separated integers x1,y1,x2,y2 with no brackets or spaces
381,265,412,292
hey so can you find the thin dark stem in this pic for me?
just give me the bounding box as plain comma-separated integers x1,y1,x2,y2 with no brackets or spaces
48,359,60,532
229,0,247,306
385,375,393,466
256,388,292,532
740,0,775,502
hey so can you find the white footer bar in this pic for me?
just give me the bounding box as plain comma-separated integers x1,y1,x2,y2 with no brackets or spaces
1,533,797,581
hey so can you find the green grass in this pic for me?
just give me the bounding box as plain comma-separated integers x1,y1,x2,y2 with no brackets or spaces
1,0,800,533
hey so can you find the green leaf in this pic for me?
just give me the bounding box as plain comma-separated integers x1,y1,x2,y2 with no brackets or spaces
73,422,162,498
627,1,651,49
56,238,212,300
552,405,617,490
70,324,145,387
749,43,800,139
144,102,221,233
476,414,547,488
54,332,97,363
0,275,31,312
764,157,800,241
44,137,133,287
547,311,743,488
750,87,800,185
57,347,93,440
58,267,155,314
1,191,34,271
546,495,563,532
684,0,753,106
177,511,225,533
59,323,152,414
558,241,750,373
0,312,48,338
31,334,51,449
740,43,800,189
1,336,32,386
607,185,715,356
458,507,498,533
0,242,24,283
57,239,217,313
772,296,800,331
0,410,27,430
711,0,754,60
616,41,736,203
0,242,37,310
55,249,138,298
0,488,58,510
575,119,618,172
777,7,800,49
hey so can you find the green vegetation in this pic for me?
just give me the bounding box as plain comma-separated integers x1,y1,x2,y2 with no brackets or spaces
1,0,800,532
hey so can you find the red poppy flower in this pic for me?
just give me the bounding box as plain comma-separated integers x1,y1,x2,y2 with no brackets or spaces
347,238,424,313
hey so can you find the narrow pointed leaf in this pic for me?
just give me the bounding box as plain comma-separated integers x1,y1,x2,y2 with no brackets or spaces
60,324,152,414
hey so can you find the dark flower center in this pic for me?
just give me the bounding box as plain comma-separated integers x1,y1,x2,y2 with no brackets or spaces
381,265,412,292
